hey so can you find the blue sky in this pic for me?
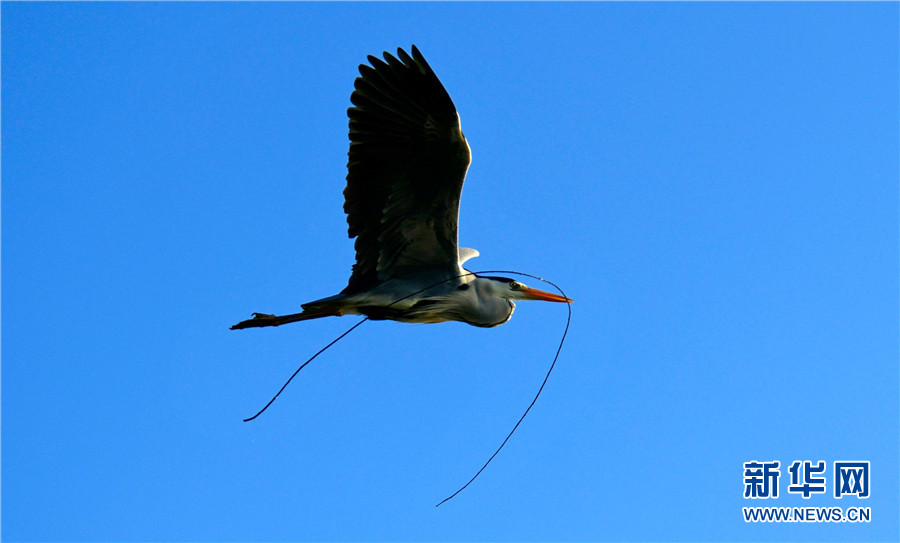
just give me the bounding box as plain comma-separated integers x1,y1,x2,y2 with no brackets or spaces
2,2,897,541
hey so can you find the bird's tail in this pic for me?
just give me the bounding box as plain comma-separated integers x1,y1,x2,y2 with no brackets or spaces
230,299,346,330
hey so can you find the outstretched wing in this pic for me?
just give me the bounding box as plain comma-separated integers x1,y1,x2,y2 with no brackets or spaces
342,46,472,294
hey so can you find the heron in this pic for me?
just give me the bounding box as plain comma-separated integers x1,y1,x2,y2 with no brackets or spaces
231,45,571,332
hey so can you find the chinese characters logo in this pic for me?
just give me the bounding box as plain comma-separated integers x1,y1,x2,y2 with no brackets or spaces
743,460,869,499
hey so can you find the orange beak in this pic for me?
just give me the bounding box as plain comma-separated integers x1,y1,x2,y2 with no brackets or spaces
520,286,573,303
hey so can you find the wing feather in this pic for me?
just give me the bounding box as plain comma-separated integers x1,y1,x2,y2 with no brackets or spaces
342,46,471,294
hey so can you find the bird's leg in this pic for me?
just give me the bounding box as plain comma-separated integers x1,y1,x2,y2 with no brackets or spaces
231,311,320,330
230,313,278,329
230,312,303,330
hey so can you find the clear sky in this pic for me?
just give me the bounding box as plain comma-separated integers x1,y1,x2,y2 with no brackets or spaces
2,2,898,542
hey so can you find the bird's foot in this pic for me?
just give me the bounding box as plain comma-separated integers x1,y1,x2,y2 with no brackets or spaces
230,313,279,330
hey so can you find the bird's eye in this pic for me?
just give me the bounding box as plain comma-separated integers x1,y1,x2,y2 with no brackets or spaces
510,281,522,290
457,283,470,291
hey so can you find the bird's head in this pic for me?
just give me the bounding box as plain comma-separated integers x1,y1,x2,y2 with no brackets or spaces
482,276,572,304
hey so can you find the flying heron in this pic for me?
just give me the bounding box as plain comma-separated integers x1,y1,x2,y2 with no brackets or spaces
231,46,571,331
